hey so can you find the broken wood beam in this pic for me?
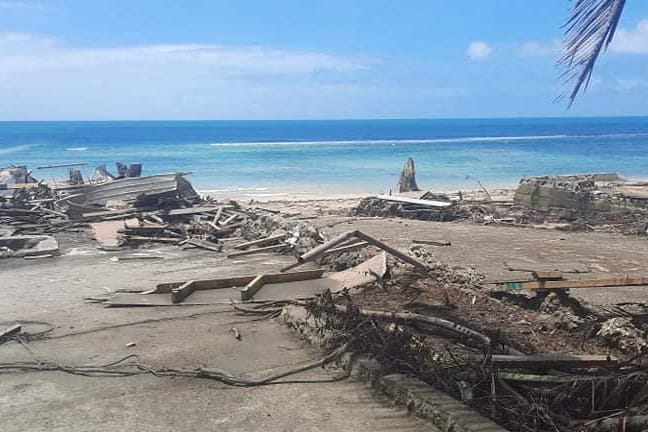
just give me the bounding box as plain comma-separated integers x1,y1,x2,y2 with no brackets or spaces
322,241,369,256
213,206,224,224
124,236,180,244
485,354,618,369
186,239,222,253
374,195,453,208
166,206,226,216
281,230,429,273
353,231,429,272
412,239,451,247
153,270,325,294
494,276,648,291
227,243,286,258
220,213,238,226
233,233,288,250
171,281,196,304
240,275,266,301
167,270,325,303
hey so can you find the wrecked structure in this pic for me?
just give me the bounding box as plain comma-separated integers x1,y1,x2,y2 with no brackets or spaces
355,171,648,236
5,157,648,432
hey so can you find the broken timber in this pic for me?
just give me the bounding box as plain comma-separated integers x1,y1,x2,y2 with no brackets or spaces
281,230,429,273
412,239,451,247
233,233,288,250
165,270,325,303
227,243,286,258
373,195,453,208
483,354,618,369
494,275,648,291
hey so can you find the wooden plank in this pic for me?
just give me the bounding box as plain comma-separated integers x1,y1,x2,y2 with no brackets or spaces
166,206,224,216
221,213,239,226
262,269,325,284
152,270,324,294
227,243,286,258
495,276,648,291
281,230,429,273
171,281,196,304
233,233,288,250
412,239,451,247
124,236,180,244
486,354,617,369
532,271,564,281
240,275,266,301
498,372,589,383
186,239,222,253
322,241,369,255
374,194,453,208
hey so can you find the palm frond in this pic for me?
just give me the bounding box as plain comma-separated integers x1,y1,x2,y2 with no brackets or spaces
557,0,626,106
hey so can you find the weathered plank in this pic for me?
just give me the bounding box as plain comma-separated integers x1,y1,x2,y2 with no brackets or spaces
240,275,266,301
227,243,286,258
153,269,325,294
486,354,617,368
171,280,196,304
412,239,451,247
496,276,648,291
233,233,288,250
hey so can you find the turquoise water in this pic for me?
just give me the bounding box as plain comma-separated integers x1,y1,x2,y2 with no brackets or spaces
1,118,648,198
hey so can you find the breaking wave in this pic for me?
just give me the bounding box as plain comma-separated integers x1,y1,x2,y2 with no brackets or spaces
209,132,648,147
66,147,88,151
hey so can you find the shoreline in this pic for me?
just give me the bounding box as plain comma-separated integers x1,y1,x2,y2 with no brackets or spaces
197,183,519,203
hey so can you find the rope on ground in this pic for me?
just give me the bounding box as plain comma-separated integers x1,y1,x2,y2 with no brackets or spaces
0,343,350,387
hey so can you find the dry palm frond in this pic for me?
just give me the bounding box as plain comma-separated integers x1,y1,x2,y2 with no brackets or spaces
558,0,627,106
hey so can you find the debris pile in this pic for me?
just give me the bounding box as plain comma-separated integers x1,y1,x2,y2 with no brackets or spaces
356,193,466,221
236,212,325,256
298,243,648,432
355,171,648,236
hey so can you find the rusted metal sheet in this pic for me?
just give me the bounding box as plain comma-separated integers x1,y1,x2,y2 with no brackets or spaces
56,173,196,207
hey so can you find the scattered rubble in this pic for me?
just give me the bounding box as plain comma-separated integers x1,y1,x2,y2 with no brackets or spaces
597,317,648,353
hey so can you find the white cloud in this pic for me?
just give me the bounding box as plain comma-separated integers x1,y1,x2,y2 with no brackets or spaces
0,1,43,10
466,41,493,60
517,40,560,57
611,19,648,54
615,78,648,91
0,33,370,75
0,32,377,119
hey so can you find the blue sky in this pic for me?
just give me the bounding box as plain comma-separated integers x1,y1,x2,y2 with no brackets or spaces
0,0,647,120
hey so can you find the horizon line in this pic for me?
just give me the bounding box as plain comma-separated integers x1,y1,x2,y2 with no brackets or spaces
0,114,647,123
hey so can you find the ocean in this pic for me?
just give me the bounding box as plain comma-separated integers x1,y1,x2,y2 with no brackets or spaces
1,117,648,199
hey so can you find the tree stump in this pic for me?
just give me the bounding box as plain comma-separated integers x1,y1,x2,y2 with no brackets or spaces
397,157,420,193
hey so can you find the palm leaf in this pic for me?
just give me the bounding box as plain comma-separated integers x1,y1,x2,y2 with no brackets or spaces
557,0,626,106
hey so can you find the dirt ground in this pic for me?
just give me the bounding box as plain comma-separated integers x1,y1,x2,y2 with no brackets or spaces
2,196,648,431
